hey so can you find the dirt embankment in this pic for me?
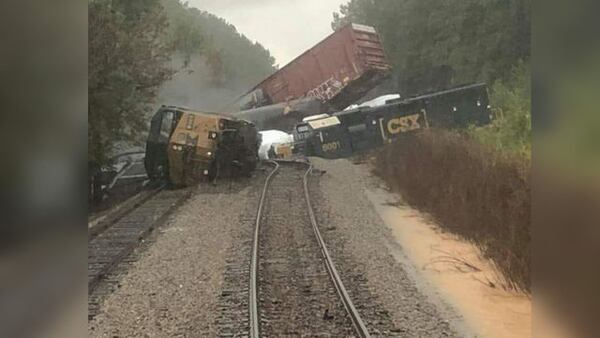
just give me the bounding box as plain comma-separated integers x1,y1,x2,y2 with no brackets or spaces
373,130,531,293
366,187,531,338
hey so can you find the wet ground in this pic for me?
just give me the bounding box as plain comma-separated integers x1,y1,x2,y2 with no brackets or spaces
365,176,531,338
89,158,531,337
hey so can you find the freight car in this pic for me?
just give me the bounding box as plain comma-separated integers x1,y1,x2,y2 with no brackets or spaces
145,106,259,186
293,83,492,159
236,23,391,112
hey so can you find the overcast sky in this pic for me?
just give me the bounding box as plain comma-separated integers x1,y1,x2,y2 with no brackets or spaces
187,0,349,66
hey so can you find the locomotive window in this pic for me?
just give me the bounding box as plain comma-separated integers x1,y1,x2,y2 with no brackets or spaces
296,124,309,133
348,124,367,133
159,111,174,141
185,114,195,130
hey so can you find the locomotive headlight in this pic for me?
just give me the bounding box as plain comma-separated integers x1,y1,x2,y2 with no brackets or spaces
203,169,209,175
208,131,217,139
207,152,212,156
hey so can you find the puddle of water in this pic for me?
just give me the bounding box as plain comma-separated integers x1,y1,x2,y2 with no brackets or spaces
366,188,531,338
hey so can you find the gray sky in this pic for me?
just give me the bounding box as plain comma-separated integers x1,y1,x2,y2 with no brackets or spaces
187,0,349,66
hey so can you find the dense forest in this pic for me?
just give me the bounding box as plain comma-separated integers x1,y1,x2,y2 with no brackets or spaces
332,0,531,155
89,0,275,171
158,0,276,111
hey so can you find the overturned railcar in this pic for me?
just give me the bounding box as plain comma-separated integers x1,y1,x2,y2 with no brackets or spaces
237,23,392,112
294,83,492,159
145,106,259,186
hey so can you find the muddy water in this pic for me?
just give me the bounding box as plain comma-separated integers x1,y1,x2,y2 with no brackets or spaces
365,188,531,338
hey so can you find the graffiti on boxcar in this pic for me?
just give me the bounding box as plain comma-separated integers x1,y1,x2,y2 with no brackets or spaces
306,77,344,102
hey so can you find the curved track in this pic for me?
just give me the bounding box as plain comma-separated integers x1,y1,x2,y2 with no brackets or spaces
249,160,371,337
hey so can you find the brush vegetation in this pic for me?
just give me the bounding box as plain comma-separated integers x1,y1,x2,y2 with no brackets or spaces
333,0,531,291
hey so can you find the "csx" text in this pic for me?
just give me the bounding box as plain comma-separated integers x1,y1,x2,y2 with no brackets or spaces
386,114,421,134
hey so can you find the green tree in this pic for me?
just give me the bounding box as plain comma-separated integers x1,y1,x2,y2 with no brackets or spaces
332,0,531,155
89,0,277,191
89,0,174,168
158,0,276,109
470,62,531,156
332,0,530,94
160,0,275,86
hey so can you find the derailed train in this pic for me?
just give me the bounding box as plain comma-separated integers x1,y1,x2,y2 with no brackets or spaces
139,23,493,187
145,106,259,186
145,83,491,186
225,23,392,132
294,83,491,159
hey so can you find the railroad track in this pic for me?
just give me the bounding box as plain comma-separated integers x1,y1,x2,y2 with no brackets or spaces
88,183,166,239
248,160,371,337
88,184,191,319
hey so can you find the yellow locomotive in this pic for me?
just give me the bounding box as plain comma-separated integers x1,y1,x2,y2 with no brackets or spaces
145,106,259,186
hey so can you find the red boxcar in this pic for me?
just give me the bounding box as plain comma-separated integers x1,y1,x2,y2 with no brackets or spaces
243,23,392,111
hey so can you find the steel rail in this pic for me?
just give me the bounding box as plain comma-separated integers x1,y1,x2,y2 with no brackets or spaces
88,182,166,239
88,184,189,295
301,161,372,338
249,160,280,338
249,159,370,337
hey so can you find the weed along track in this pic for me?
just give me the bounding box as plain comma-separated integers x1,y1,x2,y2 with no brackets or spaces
249,160,370,337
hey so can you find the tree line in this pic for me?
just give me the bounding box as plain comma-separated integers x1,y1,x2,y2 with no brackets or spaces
332,0,530,94
89,0,275,176
332,0,531,155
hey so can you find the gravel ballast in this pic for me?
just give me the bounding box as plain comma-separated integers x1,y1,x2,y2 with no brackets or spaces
88,177,262,337
89,158,465,337
258,163,356,336
310,157,464,337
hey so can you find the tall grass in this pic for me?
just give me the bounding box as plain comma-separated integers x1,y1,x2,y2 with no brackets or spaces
372,62,532,291
374,130,531,292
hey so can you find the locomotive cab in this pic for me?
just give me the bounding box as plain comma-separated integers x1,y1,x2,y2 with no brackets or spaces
145,106,182,179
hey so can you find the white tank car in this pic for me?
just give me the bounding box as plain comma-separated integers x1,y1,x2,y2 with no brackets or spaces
258,130,294,160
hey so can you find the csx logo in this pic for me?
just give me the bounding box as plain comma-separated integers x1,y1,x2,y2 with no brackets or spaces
386,114,421,134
